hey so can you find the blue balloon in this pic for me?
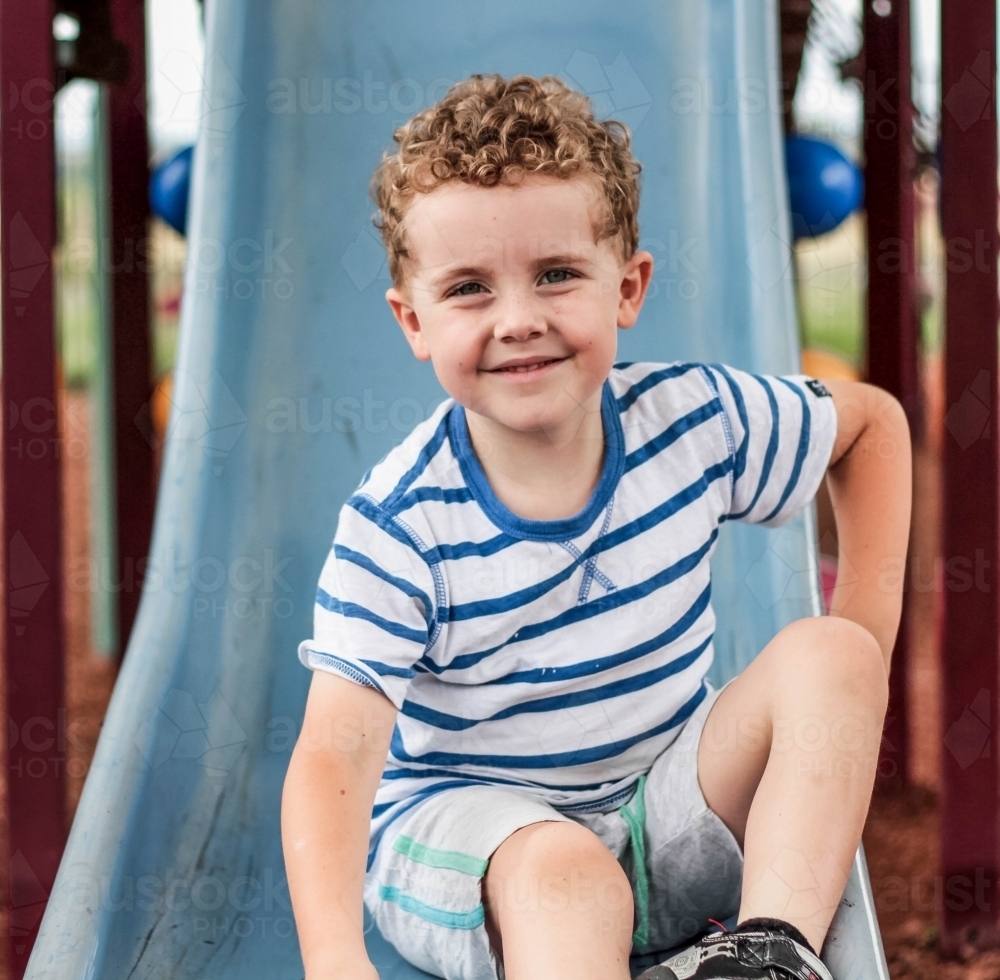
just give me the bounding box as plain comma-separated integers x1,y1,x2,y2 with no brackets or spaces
785,135,864,239
149,145,194,236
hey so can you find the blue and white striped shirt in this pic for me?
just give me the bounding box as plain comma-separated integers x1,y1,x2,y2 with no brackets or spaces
298,362,838,869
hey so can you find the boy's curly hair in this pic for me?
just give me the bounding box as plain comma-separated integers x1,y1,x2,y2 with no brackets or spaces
369,73,642,289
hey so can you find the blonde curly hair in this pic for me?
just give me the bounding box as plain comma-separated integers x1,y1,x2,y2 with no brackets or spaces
368,73,643,289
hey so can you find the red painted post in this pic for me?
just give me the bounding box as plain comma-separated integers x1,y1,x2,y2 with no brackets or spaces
939,0,1000,953
863,0,919,789
107,0,155,657
0,0,68,976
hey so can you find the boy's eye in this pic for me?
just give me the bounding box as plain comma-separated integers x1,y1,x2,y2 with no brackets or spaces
446,268,578,298
541,268,577,285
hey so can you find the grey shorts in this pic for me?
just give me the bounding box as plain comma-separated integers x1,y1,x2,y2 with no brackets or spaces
364,682,743,980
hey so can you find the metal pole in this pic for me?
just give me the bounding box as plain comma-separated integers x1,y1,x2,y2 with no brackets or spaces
863,0,919,789
0,0,68,975
939,0,1000,953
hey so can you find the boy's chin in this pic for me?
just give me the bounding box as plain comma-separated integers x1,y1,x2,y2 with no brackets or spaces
463,401,596,441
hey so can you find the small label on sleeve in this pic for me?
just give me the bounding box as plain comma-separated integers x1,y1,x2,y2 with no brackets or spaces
805,378,832,398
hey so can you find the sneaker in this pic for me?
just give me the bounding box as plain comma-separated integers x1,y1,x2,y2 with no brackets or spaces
635,926,833,980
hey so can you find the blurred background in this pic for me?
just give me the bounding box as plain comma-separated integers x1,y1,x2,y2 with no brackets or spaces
11,0,984,978
51,0,941,414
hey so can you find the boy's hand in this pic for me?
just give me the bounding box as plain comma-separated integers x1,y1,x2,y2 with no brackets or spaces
306,960,381,980
820,379,912,670
283,671,397,980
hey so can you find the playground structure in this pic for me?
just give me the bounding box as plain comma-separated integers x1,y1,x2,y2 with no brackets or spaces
1,0,997,978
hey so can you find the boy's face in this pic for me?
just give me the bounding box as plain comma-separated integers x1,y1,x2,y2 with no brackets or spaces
385,174,654,438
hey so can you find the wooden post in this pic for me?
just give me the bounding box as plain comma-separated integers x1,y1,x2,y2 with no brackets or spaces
0,0,68,975
107,0,154,656
939,0,1000,952
863,0,919,790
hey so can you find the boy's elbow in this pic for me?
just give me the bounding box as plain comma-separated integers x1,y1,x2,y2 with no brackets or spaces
872,387,912,469
872,385,909,437
289,675,399,791
852,381,911,448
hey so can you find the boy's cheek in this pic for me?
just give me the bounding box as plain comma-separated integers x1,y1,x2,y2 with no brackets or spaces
597,277,618,301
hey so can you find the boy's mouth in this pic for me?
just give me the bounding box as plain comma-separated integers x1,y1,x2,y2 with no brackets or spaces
485,355,568,375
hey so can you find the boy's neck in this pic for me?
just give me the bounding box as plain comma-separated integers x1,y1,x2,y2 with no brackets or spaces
463,390,606,522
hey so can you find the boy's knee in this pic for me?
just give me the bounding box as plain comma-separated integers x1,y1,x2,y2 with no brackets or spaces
485,820,630,915
771,617,888,712
496,820,616,876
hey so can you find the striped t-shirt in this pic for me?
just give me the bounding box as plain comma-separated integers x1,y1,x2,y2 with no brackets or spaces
298,361,838,869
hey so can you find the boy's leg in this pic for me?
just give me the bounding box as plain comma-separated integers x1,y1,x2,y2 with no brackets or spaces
482,820,634,980
696,615,888,955
365,786,593,980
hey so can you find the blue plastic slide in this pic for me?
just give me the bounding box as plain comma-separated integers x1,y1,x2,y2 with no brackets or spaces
27,1,889,977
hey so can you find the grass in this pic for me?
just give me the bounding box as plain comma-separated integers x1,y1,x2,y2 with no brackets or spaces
797,276,865,367
56,165,183,389
794,212,866,369
793,203,946,372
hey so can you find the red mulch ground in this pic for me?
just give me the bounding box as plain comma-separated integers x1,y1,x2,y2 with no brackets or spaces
3,355,997,978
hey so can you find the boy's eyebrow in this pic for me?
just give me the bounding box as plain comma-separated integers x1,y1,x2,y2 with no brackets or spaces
429,252,594,287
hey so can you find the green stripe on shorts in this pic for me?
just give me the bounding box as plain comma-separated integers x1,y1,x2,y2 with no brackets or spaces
392,834,489,876
378,884,485,929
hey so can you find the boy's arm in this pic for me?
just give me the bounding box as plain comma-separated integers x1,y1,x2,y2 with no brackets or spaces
282,670,397,980
820,378,912,670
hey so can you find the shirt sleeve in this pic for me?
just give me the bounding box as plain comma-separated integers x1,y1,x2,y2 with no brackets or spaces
705,363,838,528
297,496,438,709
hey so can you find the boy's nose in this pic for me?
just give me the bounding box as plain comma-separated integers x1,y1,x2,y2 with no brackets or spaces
493,297,548,343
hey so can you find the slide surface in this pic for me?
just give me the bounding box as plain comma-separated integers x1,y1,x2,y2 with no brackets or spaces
28,1,888,977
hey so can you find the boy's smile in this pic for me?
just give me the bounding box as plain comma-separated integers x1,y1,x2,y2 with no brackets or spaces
385,173,653,520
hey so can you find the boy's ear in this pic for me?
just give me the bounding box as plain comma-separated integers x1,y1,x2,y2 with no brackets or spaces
385,286,431,362
617,249,655,329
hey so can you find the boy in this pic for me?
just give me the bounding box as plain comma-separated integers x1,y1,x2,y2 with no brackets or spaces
282,74,911,980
